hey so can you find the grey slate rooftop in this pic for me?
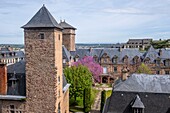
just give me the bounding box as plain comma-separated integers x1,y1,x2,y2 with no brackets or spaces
103,74,170,113
59,20,76,30
114,74,170,93
7,60,25,74
22,5,62,29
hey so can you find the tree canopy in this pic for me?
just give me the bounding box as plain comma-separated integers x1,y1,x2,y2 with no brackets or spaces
136,63,152,74
151,39,170,49
72,56,103,82
64,65,92,100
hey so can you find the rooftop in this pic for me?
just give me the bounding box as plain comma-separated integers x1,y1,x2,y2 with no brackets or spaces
114,74,170,93
22,5,62,29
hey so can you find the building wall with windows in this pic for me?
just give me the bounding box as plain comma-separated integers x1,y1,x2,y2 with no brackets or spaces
0,49,25,65
63,46,170,83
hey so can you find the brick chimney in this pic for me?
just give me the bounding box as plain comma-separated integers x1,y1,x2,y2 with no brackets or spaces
0,63,7,95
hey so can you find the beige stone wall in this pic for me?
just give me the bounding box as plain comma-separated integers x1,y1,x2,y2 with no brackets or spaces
0,100,26,113
62,90,69,113
62,29,76,51
24,28,66,113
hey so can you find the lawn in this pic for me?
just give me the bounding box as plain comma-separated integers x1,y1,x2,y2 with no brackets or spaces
106,90,112,98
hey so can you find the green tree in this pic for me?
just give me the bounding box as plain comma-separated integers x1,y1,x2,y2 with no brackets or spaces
83,88,92,113
64,65,92,101
151,39,170,49
136,63,152,74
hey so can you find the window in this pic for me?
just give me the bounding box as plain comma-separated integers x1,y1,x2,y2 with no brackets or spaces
75,57,79,62
103,67,107,74
58,90,60,97
10,105,15,113
165,71,170,75
104,58,107,63
39,33,45,39
58,102,61,113
156,59,161,66
112,57,117,64
156,71,160,75
63,58,66,64
133,108,143,113
58,76,60,83
165,60,170,66
114,67,117,73
58,34,60,40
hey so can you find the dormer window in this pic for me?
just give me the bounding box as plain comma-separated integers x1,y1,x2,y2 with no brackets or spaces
165,59,170,66
104,58,107,63
155,58,161,66
123,55,128,63
74,55,79,62
102,53,109,63
133,56,139,64
63,56,66,64
93,55,98,62
112,55,118,64
133,108,143,113
144,57,150,64
132,95,145,113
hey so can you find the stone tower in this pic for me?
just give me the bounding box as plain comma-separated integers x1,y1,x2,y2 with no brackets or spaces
22,5,64,112
59,20,76,51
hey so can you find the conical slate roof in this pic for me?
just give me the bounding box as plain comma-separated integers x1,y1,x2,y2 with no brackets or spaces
22,5,62,29
132,95,145,108
59,20,76,30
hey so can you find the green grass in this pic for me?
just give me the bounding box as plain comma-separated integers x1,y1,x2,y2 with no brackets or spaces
70,96,84,107
91,89,100,105
106,90,112,98
70,106,84,112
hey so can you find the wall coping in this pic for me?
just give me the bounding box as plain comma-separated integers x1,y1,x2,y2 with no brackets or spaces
0,95,26,101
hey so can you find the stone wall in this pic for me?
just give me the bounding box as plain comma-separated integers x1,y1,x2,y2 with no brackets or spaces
0,100,25,113
62,29,76,51
62,90,69,113
24,28,64,113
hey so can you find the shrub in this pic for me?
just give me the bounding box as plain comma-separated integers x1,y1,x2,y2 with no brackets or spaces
83,88,92,113
100,90,106,112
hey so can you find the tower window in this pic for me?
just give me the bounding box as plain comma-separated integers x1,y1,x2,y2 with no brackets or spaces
58,34,60,40
58,76,60,83
39,33,45,39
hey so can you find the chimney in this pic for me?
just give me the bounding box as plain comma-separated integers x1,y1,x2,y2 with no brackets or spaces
159,49,162,56
89,47,92,53
119,47,123,52
0,63,7,95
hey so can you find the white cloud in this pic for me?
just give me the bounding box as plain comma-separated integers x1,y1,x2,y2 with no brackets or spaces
103,8,146,15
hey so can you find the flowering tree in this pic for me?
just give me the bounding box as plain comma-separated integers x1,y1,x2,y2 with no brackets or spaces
72,56,103,82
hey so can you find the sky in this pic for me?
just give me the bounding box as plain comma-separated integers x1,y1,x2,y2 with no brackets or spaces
0,0,170,44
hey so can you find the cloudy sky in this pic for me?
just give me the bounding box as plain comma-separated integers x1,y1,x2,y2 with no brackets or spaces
0,0,170,44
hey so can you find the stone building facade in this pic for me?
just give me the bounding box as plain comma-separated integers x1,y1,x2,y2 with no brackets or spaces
123,38,152,50
63,42,170,83
0,47,25,65
0,5,70,113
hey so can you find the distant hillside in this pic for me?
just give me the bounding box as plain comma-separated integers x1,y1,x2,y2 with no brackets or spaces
151,39,170,49
0,44,24,49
